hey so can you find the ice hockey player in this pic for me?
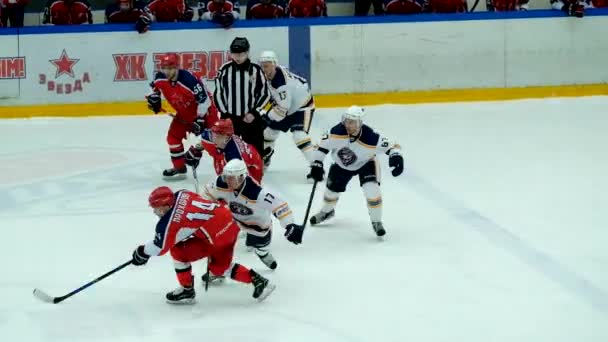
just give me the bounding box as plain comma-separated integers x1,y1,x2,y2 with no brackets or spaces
131,186,275,304
202,159,304,272
308,105,404,237
185,118,264,183
258,50,317,181
147,53,218,180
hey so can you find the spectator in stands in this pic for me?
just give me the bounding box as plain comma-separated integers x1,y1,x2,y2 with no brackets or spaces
288,0,327,17
198,0,240,27
426,0,467,12
354,0,384,15
247,0,286,19
383,0,425,14
587,0,607,7
1,0,28,27
42,0,93,25
136,0,194,33
551,0,585,16
486,0,528,11
106,0,146,23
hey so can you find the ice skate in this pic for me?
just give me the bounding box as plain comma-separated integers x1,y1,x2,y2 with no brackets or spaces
309,209,335,225
201,272,226,285
162,166,187,180
250,270,276,301
257,252,278,270
372,222,386,237
165,286,196,304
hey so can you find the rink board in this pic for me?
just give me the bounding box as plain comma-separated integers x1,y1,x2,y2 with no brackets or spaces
1,10,608,117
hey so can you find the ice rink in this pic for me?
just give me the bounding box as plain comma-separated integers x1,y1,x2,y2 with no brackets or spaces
1,96,607,342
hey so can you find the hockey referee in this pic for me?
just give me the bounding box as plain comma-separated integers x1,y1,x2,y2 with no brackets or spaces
214,37,270,156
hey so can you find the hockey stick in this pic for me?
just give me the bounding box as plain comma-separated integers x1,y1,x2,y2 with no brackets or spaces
33,260,132,304
301,181,318,228
189,164,209,291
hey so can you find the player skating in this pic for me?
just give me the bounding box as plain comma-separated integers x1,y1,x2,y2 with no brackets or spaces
131,186,275,304
146,53,218,180
185,118,264,183
202,159,304,272
258,50,318,181
308,105,404,237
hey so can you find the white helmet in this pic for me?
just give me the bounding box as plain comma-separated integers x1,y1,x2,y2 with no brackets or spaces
222,159,248,178
342,105,365,122
259,50,279,65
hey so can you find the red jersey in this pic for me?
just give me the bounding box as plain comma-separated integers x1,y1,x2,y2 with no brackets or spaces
202,0,239,14
43,0,93,25
143,190,239,256
150,69,210,122
591,0,607,6
146,0,185,22
1,0,29,7
427,0,467,12
384,0,424,14
288,0,326,17
246,0,286,19
199,131,264,183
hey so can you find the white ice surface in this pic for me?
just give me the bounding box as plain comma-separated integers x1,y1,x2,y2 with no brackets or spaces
0,97,607,342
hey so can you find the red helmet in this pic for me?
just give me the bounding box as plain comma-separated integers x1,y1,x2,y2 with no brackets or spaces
149,186,175,208
160,53,179,68
211,118,234,136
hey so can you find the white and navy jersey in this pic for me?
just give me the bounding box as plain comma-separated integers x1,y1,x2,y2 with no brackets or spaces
203,175,293,236
314,123,401,172
266,66,314,121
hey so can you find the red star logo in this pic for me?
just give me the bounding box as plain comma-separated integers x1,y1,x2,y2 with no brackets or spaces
49,49,79,79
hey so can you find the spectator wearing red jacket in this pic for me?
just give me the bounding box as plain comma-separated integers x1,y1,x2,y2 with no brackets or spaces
426,0,466,12
288,0,327,17
199,0,240,27
383,0,425,14
1,0,28,27
588,0,607,6
43,0,92,25
136,0,193,33
246,0,286,19
106,0,146,23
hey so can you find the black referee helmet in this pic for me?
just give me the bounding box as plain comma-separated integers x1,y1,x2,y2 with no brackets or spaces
230,37,250,53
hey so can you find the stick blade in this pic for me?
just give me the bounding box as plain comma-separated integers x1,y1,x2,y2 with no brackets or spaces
33,289,56,303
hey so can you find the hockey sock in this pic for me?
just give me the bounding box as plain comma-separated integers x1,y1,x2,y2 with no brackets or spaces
362,182,382,222
292,130,315,162
174,264,194,288
230,263,253,284
322,189,340,212
169,143,186,169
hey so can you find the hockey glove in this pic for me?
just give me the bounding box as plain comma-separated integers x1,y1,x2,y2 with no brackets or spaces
185,145,203,168
261,114,273,130
135,13,152,34
562,2,584,17
285,223,304,245
191,118,204,135
310,161,325,182
131,245,150,266
389,154,404,177
146,92,162,114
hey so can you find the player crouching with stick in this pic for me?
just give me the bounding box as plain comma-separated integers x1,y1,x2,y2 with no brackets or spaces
131,186,275,304
308,106,404,237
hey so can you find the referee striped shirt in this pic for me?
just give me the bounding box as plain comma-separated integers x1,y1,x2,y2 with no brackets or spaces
214,60,270,117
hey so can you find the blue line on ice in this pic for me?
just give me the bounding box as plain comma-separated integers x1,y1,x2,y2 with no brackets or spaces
404,170,608,316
